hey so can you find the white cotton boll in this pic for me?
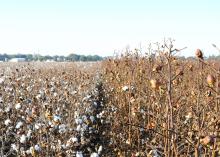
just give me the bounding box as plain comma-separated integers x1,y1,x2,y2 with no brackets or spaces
20,134,26,143
15,103,21,110
149,149,160,157
26,149,31,155
70,137,78,143
76,151,83,157
16,121,23,129
11,143,18,152
90,116,95,123
96,114,100,119
90,152,99,157
0,77,4,84
82,115,87,121
48,121,53,126
71,90,77,95
59,124,66,133
34,144,41,152
5,105,12,112
27,130,32,138
4,119,11,126
36,94,41,99
93,101,97,107
75,118,83,124
136,152,140,156
53,92,58,97
98,145,103,155
34,123,41,130
76,125,81,132
122,86,129,91
28,146,34,154
53,115,61,122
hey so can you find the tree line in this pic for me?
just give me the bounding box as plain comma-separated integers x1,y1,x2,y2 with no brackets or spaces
0,53,103,62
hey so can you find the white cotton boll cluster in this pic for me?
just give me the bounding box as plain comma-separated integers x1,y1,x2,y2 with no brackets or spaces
20,134,26,143
5,119,11,126
15,103,21,110
34,123,41,130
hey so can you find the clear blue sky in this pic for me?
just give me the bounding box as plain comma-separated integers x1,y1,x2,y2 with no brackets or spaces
0,0,219,57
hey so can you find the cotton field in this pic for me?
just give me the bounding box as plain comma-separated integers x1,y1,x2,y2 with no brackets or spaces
0,47,220,157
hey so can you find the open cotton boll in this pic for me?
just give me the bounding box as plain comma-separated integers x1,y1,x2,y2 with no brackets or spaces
27,130,32,138
20,134,26,143
11,143,18,152
90,152,99,157
98,145,103,154
90,116,95,123
76,151,83,157
70,137,78,143
16,121,23,129
122,86,129,91
34,123,41,130
5,105,12,112
75,118,83,125
58,124,66,133
34,144,41,152
15,103,21,110
4,119,11,126
0,77,4,84
76,125,81,132
53,115,61,122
